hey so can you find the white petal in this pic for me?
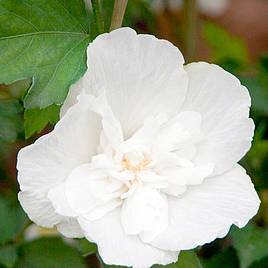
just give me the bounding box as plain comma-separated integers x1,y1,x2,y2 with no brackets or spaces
78,209,178,268
162,164,214,186
18,94,101,192
22,187,81,238
18,191,62,228
182,62,254,174
152,152,191,171
84,27,188,137
121,187,168,237
86,91,123,148
65,164,122,215
56,218,84,238
161,185,187,197
151,165,260,251
48,183,77,217
17,94,101,227
83,199,122,221
121,114,168,152
175,143,197,160
60,79,83,118
154,111,201,153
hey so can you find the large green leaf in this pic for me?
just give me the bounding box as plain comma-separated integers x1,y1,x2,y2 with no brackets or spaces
15,237,86,268
24,104,60,138
231,225,268,268
0,0,90,109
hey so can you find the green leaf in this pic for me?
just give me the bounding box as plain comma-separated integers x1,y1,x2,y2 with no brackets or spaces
153,251,203,268
16,237,86,268
231,225,268,268
24,104,60,138
0,99,23,143
77,238,97,257
0,0,90,109
0,245,18,268
203,22,249,70
176,251,203,268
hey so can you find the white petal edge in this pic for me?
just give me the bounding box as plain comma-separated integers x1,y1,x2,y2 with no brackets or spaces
182,62,254,174
17,93,101,228
82,27,188,137
150,164,260,251
56,218,84,238
60,79,83,118
121,186,168,239
78,209,178,268
18,191,63,228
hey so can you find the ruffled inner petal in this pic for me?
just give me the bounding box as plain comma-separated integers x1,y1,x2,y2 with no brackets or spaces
65,164,123,216
78,208,178,268
121,187,168,238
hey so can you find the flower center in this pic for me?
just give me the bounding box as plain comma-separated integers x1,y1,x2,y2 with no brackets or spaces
119,152,152,199
122,152,151,173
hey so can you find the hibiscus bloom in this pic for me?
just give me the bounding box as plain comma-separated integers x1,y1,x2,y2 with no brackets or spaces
17,28,260,268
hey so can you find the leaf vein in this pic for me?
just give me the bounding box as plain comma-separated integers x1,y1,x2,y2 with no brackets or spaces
26,36,89,103
0,31,88,41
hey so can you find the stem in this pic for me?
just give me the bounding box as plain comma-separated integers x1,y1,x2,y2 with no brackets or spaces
184,0,198,62
91,0,104,34
110,0,128,31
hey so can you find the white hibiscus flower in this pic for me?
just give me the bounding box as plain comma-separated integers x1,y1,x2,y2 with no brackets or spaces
17,28,260,268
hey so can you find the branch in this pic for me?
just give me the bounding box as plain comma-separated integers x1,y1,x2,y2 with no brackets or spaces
110,0,128,31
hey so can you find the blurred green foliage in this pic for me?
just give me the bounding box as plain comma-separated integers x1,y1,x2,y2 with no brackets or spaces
231,225,268,268
0,0,268,267
202,247,239,268
203,22,249,70
0,245,18,268
0,100,23,153
0,196,28,246
15,237,87,268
